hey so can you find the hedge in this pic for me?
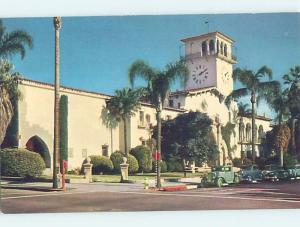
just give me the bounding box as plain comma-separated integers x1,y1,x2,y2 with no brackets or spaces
110,151,139,174
130,145,152,173
0,148,46,177
89,155,113,174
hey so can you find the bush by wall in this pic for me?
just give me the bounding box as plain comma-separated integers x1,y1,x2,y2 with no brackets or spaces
130,145,152,173
166,160,183,172
152,160,168,173
89,155,113,174
110,151,124,173
59,95,68,171
128,155,139,174
0,148,46,177
110,151,139,174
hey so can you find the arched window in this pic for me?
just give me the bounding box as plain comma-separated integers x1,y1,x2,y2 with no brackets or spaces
258,125,264,143
26,135,51,168
224,44,228,57
246,123,251,142
239,120,245,142
220,42,224,55
216,40,219,53
209,40,215,54
202,41,207,55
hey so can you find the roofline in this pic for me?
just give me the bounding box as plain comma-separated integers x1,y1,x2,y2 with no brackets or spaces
239,113,272,121
19,78,185,113
169,86,216,96
18,78,113,99
181,31,235,43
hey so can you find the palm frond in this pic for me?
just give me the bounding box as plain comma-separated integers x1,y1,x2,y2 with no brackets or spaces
232,67,255,88
165,60,189,88
225,88,248,108
0,43,26,59
255,65,273,80
128,60,156,88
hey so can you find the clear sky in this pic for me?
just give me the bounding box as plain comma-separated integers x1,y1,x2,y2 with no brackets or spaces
3,13,300,117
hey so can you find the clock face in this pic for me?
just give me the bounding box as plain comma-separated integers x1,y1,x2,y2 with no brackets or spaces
191,64,209,85
221,66,230,86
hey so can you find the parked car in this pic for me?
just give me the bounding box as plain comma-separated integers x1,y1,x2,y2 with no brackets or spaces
286,164,300,180
201,166,240,188
262,164,289,181
240,164,262,183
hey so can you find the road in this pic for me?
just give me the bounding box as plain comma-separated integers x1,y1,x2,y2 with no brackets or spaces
2,180,300,213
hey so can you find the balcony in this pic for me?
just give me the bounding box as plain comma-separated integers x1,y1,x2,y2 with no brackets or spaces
184,51,237,64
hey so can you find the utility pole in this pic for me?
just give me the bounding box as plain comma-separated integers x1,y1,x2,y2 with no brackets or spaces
53,16,62,189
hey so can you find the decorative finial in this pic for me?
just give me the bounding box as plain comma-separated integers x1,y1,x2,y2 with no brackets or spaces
54,17,62,30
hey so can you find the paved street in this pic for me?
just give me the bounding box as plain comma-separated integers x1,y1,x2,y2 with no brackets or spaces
2,180,300,213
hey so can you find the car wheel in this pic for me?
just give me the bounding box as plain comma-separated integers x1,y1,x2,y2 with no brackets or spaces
216,178,223,188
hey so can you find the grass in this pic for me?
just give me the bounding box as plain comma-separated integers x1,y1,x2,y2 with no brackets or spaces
66,172,204,183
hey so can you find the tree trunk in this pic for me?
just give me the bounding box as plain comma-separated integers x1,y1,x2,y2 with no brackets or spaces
0,87,14,145
182,158,187,178
110,127,113,154
251,91,256,162
290,118,296,155
156,97,162,188
280,148,283,167
123,116,128,157
53,17,62,189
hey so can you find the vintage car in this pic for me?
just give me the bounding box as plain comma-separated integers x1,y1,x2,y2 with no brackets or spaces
287,164,300,180
201,166,240,188
240,165,262,183
262,164,289,181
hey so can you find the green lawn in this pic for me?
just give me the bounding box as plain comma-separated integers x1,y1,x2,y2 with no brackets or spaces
66,172,204,183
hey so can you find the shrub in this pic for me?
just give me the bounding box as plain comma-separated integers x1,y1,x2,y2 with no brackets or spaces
152,160,168,173
243,158,253,166
128,155,139,174
110,151,139,174
110,151,124,173
284,153,297,168
232,158,242,168
0,148,46,178
255,157,266,169
89,155,113,174
130,145,152,173
166,160,183,172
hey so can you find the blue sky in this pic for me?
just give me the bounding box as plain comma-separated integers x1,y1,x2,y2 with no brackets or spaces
3,13,300,116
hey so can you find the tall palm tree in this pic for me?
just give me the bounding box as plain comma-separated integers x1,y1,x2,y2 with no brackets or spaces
128,59,188,188
0,60,21,145
283,66,300,155
0,19,33,59
101,106,119,154
225,66,280,162
106,87,144,156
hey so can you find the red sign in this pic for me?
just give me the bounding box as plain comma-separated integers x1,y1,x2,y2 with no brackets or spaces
152,151,161,160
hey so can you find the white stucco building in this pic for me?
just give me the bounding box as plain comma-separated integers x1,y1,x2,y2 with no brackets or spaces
3,31,272,173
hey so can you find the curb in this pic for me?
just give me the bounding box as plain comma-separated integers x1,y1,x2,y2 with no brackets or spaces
159,184,198,191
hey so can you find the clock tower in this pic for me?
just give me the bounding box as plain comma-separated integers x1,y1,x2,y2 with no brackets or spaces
181,31,237,96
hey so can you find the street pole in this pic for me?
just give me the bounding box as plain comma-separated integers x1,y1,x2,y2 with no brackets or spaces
53,17,62,189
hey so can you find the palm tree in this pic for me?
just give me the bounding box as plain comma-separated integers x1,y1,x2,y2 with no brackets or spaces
266,85,290,125
128,59,188,188
225,66,280,162
283,66,300,155
0,60,21,145
106,87,144,156
0,19,33,59
101,106,119,154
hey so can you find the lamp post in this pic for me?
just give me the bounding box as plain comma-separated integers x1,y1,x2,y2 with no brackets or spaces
53,16,62,189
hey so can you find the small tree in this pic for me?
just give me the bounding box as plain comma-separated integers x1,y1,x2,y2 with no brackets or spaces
59,95,68,171
274,124,291,166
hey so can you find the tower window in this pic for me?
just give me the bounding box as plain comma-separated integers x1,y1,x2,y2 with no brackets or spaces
202,41,207,55
217,40,219,53
220,42,224,55
209,40,215,54
224,44,228,57
177,102,181,109
169,99,174,107
139,111,144,124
